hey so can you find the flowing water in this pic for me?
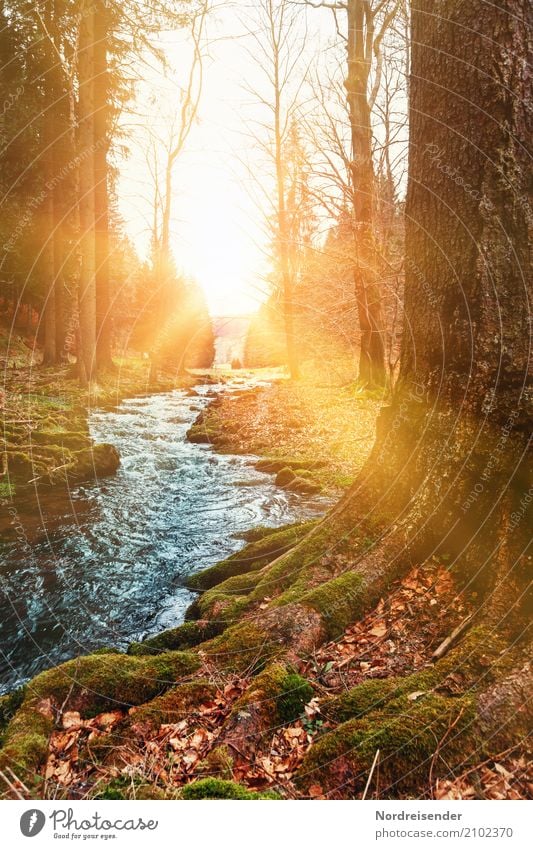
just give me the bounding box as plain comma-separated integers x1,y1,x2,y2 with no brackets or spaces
0,381,330,693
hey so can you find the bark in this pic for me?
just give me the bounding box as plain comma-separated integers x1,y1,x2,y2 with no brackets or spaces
477,658,533,750
346,0,386,386
94,0,113,371
77,1,97,381
273,21,299,381
41,0,57,366
364,0,533,621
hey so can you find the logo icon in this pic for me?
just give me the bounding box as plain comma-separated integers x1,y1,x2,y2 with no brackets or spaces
20,810,46,837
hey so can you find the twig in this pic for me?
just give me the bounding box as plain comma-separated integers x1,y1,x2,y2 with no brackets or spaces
432,613,475,661
5,766,30,797
429,706,466,796
0,768,26,800
362,748,380,799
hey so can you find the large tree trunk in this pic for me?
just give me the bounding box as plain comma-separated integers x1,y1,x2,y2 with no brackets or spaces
380,0,532,605
94,0,113,372
77,2,97,381
346,0,386,387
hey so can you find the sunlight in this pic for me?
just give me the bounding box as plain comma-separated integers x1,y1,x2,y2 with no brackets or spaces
173,170,264,316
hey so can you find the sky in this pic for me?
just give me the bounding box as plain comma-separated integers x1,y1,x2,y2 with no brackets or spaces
117,2,407,317
117,1,333,317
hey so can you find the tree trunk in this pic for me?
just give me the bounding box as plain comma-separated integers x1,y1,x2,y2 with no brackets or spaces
366,0,532,623
77,1,97,381
41,0,57,366
94,0,113,372
274,53,299,380
346,0,386,386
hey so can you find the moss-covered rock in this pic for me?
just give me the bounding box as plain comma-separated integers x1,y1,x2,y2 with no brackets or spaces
69,443,120,481
275,467,297,487
181,778,280,800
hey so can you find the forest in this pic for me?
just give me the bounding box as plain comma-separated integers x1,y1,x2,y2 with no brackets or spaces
0,0,531,803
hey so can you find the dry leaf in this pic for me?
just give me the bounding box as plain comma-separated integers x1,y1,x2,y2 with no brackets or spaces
62,711,82,730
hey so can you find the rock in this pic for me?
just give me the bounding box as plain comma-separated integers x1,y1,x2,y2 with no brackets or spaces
275,467,297,487
274,467,321,494
70,443,120,482
187,427,212,444
287,477,322,495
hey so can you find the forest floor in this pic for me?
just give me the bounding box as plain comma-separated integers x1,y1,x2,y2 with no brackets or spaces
0,367,530,801
0,343,197,502
186,375,382,496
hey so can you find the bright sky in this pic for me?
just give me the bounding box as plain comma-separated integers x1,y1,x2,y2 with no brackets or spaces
117,2,407,317
117,2,333,316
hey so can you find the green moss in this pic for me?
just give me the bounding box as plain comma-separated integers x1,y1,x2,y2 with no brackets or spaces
246,521,353,607
0,650,201,776
94,776,178,800
277,673,314,723
255,458,326,474
128,681,216,730
231,663,314,724
181,778,280,800
323,626,508,724
186,521,317,592
235,521,311,543
196,572,262,621
197,745,234,780
297,692,476,795
30,650,200,716
30,430,89,449
323,679,399,723
69,443,120,481
203,622,281,674
0,687,25,742
128,621,222,656
300,572,365,638
0,481,15,498
0,700,54,776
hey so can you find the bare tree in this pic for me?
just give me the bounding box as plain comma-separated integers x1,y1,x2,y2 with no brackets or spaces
303,0,402,386
77,0,97,382
161,5,207,268
243,0,311,380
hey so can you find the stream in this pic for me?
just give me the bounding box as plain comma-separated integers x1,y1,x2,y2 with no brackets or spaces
0,381,330,693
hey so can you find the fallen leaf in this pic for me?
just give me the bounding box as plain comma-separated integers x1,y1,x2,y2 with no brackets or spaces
62,711,82,730
309,784,324,798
